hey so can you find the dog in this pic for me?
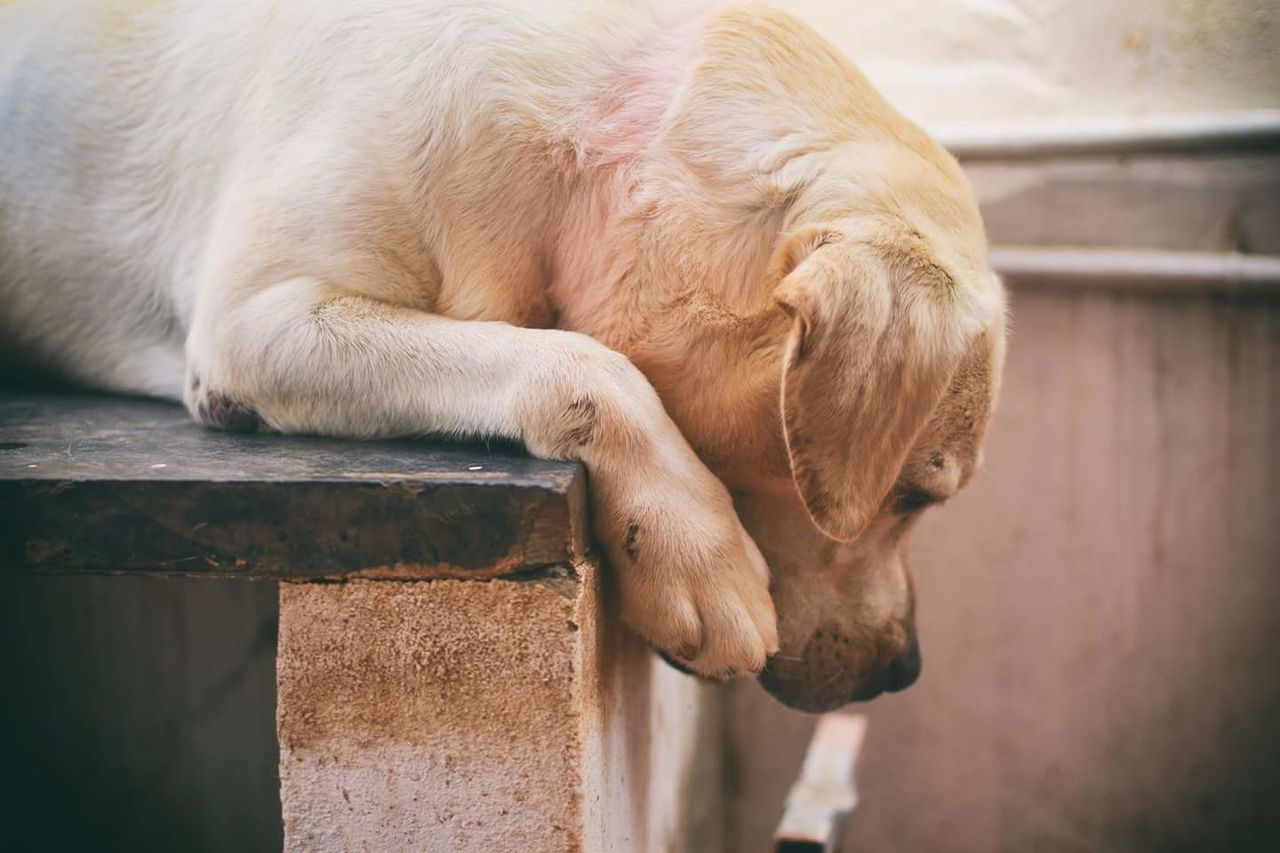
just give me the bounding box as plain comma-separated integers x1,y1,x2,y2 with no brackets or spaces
0,0,1005,712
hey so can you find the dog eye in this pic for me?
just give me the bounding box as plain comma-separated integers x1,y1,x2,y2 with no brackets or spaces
892,488,941,515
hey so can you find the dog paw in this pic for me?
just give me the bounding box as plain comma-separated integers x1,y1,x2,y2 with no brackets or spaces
193,390,262,433
606,494,779,680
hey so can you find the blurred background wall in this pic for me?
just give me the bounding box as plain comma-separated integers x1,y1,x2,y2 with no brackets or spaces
775,0,1279,121
728,1,1280,851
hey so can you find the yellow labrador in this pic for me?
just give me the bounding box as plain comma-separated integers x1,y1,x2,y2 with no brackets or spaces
0,0,1005,711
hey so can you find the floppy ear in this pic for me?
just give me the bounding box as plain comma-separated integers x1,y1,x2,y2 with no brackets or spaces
773,220,976,541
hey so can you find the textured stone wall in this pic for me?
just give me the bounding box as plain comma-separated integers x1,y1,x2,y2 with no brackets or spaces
278,562,722,852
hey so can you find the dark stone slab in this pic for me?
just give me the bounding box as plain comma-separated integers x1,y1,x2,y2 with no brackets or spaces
0,392,587,579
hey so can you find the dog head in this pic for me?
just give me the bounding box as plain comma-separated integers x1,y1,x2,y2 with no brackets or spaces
732,179,1007,706
624,161,1006,711
706,208,1003,711
568,4,1006,711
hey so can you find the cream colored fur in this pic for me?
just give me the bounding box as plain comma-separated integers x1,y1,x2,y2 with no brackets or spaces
0,0,1005,705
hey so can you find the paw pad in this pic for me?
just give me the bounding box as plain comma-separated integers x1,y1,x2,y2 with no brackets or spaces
197,392,261,433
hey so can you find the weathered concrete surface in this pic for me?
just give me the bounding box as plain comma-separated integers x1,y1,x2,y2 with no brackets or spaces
0,392,586,580
579,563,725,853
278,561,720,852
5,392,718,849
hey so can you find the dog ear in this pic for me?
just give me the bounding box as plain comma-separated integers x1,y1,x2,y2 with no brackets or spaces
772,219,980,541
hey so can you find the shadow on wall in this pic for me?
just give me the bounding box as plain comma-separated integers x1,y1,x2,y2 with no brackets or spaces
729,286,1280,853
0,575,281,853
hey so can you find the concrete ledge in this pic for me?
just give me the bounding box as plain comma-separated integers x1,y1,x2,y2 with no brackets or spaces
3,391,722,850
277,563,722,852
0,392,586,578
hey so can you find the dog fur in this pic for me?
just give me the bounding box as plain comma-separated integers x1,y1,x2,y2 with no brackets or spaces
0,0,1005,710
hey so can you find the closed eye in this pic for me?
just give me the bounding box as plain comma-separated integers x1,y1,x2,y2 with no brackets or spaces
891,487,945,515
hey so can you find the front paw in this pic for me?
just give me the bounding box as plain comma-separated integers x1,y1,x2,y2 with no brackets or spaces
605,497,780,680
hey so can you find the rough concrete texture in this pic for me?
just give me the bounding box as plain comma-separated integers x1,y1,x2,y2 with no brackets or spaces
578,566,725,853
278,561,718,852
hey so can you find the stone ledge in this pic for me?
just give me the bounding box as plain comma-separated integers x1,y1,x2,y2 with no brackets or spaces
0,392,587,579
2,390,722,852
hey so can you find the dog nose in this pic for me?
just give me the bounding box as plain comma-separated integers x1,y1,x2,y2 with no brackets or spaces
847,636,922,702
885,635,922,692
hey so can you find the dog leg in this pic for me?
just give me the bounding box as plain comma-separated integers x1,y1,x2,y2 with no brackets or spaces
188,277,778,678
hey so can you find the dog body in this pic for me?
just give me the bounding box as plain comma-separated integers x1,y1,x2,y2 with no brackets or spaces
0,0,1005,709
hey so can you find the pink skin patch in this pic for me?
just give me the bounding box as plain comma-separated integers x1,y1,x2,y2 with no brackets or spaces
580,13,704,159
551,4,712,331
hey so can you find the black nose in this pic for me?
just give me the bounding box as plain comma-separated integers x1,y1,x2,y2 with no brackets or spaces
847,635,923,702
885,635,922,692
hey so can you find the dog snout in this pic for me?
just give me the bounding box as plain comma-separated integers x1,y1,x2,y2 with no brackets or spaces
756,621,924,711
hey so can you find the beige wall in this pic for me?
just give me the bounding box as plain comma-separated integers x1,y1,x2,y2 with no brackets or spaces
772,0,1280,124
